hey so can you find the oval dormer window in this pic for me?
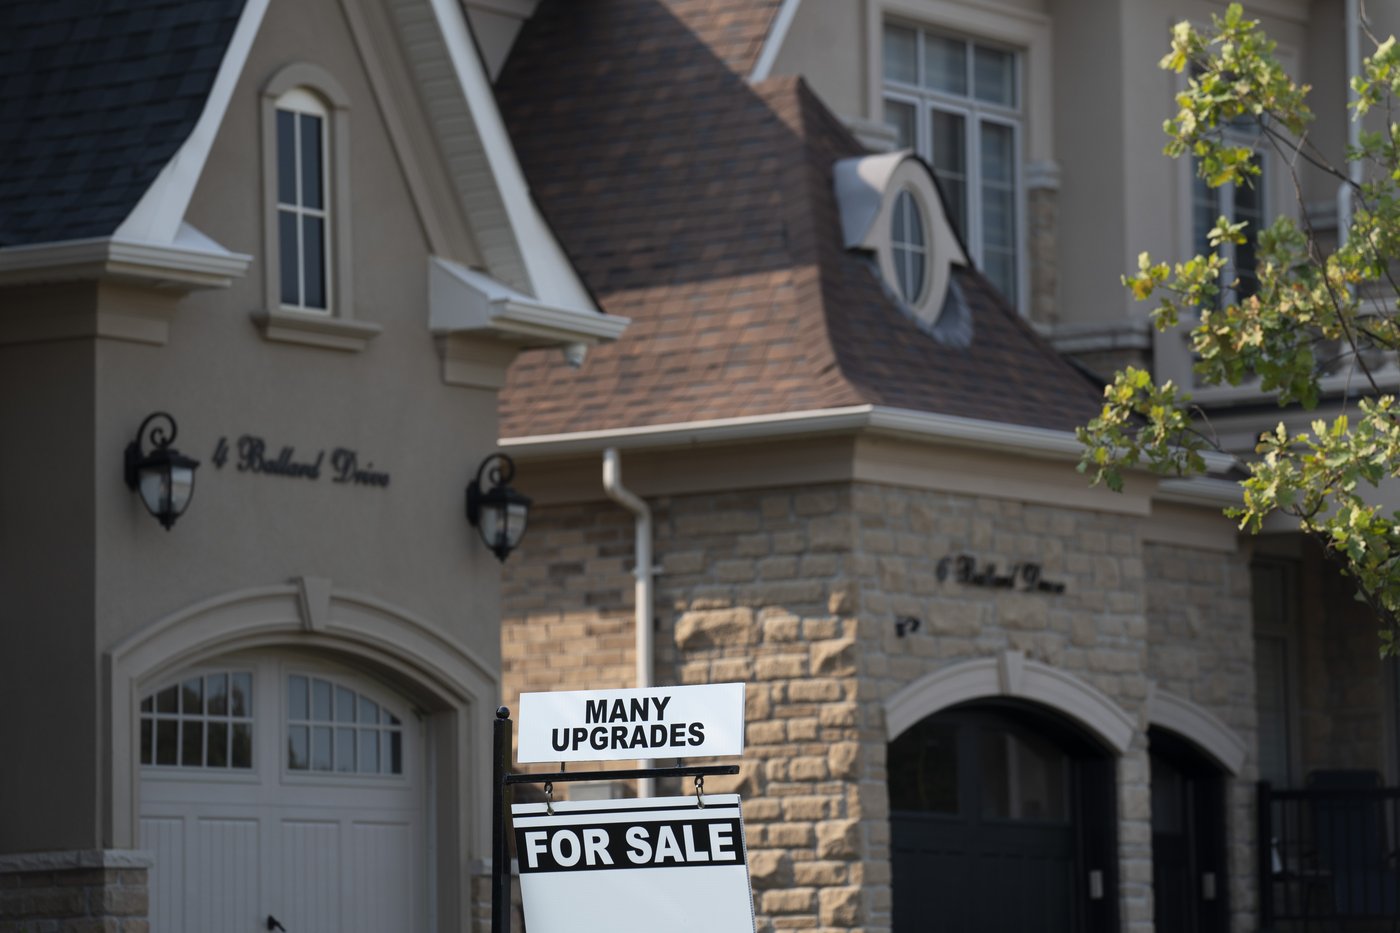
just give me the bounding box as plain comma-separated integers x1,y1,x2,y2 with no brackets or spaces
891,189,927,303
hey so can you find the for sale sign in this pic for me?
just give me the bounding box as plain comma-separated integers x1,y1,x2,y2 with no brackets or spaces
517,683,745,763
513,795,756,933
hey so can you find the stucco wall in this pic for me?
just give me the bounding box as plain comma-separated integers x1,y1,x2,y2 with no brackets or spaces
0,0,508,858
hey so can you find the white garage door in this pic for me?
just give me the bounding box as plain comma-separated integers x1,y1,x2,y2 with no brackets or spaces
139,654,427,933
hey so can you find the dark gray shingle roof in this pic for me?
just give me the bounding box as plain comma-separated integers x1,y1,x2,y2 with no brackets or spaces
0,0,246,246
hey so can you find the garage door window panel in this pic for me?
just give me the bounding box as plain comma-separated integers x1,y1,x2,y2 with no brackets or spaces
140,671,254,770
286,674,404,776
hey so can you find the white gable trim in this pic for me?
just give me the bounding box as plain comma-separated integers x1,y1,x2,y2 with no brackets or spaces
749,0,804,82
425,0,595,311
429,256,627,344
108,0,593,320
114,0,272,246
883,650,1136,753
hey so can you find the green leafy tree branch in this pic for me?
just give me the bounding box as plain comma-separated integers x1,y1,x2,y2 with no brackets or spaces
1077,3,1400,651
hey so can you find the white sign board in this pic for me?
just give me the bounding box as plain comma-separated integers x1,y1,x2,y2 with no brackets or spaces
517,683,745,763
513,795,755,933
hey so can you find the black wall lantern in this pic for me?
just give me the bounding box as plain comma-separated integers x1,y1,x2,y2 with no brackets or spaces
125,411,199,530
466,453,531,562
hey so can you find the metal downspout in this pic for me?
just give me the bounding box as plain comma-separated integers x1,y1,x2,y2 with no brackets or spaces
1339,0,1362,242
602,448,655,797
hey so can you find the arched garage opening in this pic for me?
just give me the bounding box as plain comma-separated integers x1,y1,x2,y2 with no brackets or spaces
105,579,497,933
1145,688,1244,933
883,652,1132,933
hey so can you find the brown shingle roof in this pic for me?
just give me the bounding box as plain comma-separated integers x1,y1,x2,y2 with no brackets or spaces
496,0,1104,439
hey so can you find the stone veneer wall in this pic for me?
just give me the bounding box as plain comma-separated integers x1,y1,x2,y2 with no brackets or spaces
0,851,150,933
1144,542,1256,933
502,479,1254,933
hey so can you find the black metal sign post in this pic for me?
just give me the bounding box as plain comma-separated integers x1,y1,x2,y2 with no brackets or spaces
490,706,739,933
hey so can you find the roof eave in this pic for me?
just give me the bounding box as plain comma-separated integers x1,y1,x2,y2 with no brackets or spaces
0,235,252,291
500,405,1238,480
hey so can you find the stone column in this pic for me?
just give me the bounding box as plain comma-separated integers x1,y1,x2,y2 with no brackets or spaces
0,850,151,933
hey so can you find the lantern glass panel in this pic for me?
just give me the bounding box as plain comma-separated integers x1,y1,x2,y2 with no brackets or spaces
504,500,529,549
137,466,171,518
168,463,196,515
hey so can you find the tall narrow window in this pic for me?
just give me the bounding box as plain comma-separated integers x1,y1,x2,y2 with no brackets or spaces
883,23,1022,308
1193,148,1266,304
276,89,330,312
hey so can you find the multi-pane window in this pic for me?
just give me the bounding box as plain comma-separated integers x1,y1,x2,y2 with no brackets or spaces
890,190,928,303
1193,149,1265,303
883,23,1021,307
141,671,254,769
276,89,330,312
286,674,403,775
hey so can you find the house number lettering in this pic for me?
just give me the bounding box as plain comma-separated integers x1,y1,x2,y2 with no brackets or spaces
211,435,390,488
935,554,1066,593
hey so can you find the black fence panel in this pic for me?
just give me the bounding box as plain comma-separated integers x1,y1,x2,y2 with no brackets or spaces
1259,776,1400,932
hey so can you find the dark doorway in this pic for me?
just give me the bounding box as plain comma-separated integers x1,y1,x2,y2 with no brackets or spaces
1149,726,1230,933
888,703,1120,933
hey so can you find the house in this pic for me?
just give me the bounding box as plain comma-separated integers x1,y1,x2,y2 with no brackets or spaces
489,1,1400,932
0,0,622,930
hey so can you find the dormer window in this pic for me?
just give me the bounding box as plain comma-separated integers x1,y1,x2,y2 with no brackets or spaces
834,152,969,335
276,88,330,312
891,190,928,303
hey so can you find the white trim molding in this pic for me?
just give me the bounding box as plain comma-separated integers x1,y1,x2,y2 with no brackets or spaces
749,0,804,82
0,229,251,291
502,403,1238,477
1146,684,1248,775
430,256,627,387
115,0,273,245
424,0,596,311
884,650,1136,753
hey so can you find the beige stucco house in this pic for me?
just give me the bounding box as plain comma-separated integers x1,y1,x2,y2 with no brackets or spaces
0,0,623,930
484,2,1400,933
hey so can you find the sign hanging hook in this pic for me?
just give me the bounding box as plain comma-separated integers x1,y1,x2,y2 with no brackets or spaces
694,775,705,809
544,781,555,816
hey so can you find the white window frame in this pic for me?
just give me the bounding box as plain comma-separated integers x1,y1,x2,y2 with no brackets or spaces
881,24,1024,310
890,188,930,303
139,667,257,773
868,0,1053,316
274,88,332,314
283,670,410,781
256,63,382,352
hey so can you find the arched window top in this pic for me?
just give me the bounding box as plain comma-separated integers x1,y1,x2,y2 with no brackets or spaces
255,64,382,349
275,86,329,117
140,670,254,770
286,673,404,776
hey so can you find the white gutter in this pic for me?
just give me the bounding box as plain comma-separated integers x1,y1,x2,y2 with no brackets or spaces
502,404,1238,475
1154,477,1244,508
602,448,656,798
